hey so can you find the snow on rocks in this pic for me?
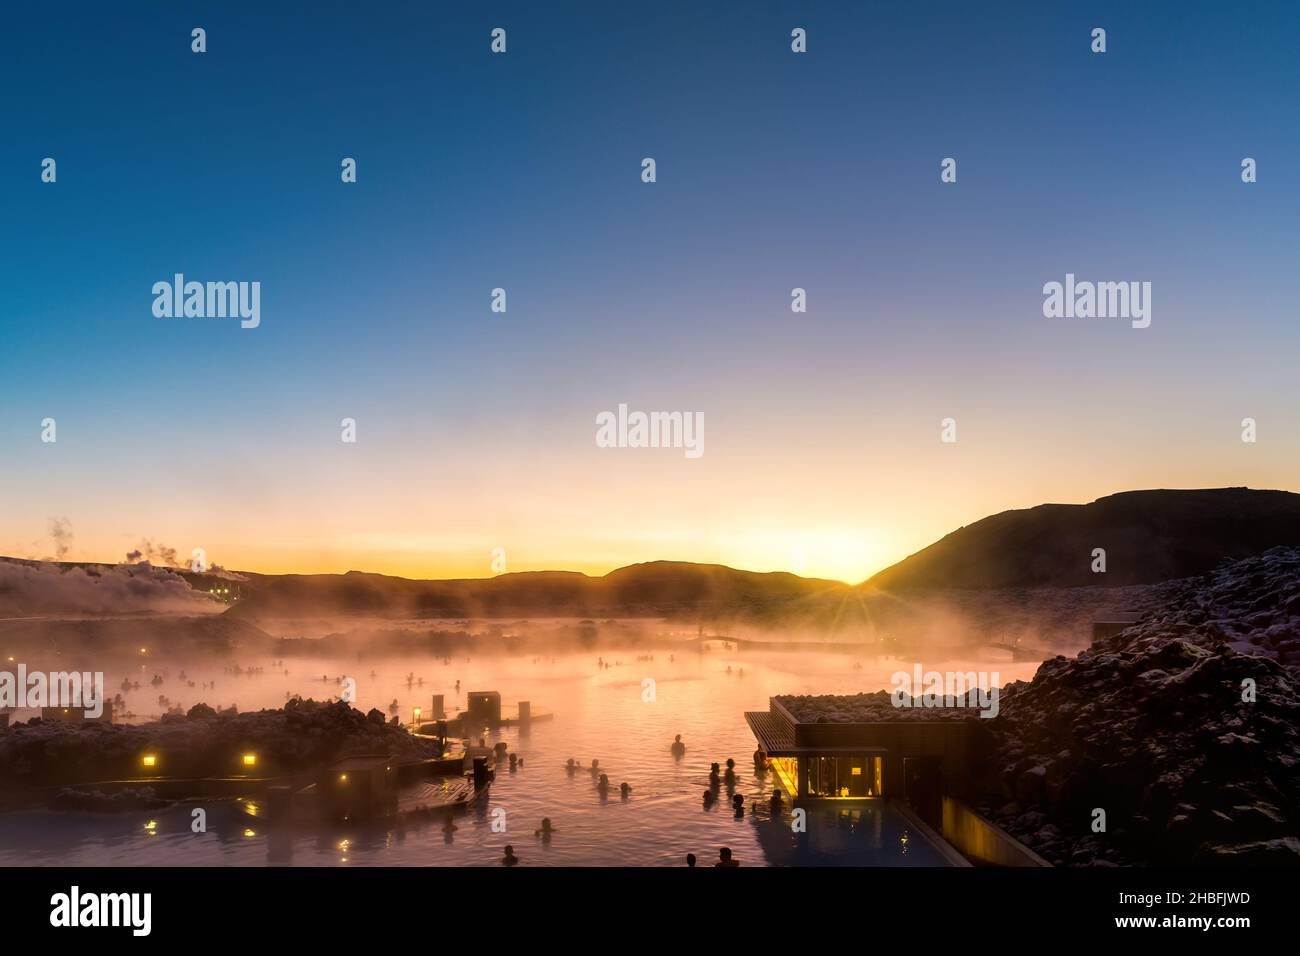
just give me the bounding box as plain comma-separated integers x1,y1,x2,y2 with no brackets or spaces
976,547,1300,866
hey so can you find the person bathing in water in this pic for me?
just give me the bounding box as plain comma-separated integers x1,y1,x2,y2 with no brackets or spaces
671,735,686,758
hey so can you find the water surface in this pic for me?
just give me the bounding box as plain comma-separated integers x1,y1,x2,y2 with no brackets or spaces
0,645,1037,866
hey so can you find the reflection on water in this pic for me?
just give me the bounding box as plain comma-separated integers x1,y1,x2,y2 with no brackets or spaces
0,646,1038,867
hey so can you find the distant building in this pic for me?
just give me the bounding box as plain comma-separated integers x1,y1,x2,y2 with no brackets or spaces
1092,612,1142,642
317,755,397,821
40,701,114,725
466,691,502,725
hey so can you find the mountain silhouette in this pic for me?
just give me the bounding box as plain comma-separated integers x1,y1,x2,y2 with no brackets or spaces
865,487,1300,590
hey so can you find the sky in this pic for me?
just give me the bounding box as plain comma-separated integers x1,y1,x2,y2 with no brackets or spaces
2,1,1298,584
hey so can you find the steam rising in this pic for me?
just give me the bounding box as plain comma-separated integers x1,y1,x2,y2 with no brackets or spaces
0,560,219,616
47,517,73,561
124,539,180,567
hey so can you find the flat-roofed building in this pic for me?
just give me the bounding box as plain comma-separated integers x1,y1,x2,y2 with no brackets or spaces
466,691,502,725
40,701,113,724
746,695,983,806
1092,612,1142,642
317,754,398,821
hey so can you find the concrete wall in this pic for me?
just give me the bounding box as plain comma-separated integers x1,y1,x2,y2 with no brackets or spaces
941,796,1051,867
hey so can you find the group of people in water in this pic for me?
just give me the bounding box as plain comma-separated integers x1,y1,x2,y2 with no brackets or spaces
501,843,741,867
563,758,632,799
479,736,779,866
698,747,783,818
686,848,740,867
494,817,557,865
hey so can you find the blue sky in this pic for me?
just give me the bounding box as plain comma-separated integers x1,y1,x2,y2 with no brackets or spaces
1,1,1297,580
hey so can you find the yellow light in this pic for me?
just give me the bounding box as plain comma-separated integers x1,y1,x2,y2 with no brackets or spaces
144,820,158,833
142,755,157,767
339,773,348,782
139,647,147,654
243,828,256,838
242,753,257,767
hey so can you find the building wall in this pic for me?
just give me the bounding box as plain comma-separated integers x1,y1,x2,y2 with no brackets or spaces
941,796,1052,867
794,721,975,797
763,699,980,800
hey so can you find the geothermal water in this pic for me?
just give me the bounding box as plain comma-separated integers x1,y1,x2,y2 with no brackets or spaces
0,644,1039,867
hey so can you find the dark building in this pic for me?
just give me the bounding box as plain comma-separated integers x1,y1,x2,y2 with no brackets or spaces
317,755,398,821
1091,612,1142,642
466,691,502,725
40,701,114,725
745,696,982,806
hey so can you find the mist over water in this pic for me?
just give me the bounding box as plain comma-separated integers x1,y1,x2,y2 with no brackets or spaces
0,642,1039,866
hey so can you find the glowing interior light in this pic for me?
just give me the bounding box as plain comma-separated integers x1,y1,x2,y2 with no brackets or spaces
142,755,157,767
242,753,257,767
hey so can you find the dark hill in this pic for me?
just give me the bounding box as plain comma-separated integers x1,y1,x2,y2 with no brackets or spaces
865,488,1300,590
222,560,847,619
